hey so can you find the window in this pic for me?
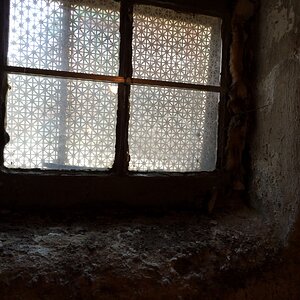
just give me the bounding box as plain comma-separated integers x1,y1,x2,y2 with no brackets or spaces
5,0,121,170
129,5,221,172
2,0,224,175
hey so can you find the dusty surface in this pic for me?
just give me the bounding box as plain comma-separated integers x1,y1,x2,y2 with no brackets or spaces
0,208,283,299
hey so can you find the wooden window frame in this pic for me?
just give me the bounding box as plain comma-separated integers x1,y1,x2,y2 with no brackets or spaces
0,0,231,209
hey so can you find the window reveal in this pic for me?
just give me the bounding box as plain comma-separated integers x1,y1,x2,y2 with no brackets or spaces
3,0,222,172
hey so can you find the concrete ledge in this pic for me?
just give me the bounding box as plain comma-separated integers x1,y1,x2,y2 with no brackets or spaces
0,209,282,299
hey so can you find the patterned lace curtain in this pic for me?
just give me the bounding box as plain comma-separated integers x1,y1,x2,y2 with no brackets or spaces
5,0,120,169
128,5,222,172
5,1,222,172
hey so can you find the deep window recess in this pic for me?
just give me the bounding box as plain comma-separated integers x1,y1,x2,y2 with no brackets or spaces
3,0,223,173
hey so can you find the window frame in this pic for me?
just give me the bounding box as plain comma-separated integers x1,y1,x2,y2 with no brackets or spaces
0,0,232,208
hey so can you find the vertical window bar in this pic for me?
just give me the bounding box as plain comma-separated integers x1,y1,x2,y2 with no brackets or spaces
113,0,133,174
0,0,10,167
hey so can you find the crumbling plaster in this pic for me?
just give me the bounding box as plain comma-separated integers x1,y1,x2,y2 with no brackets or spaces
249,0,300,242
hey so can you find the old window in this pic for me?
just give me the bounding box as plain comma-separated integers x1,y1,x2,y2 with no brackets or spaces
2,0,224,174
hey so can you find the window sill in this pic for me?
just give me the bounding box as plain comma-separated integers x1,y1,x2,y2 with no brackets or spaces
0,208,278,299
0,169,229,209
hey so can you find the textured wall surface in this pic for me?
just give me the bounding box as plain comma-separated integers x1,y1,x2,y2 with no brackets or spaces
250,0,300,242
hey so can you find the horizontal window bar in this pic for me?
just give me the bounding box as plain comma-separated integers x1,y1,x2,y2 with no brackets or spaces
5,66,221,92
129,78,221,92
5,66,125,84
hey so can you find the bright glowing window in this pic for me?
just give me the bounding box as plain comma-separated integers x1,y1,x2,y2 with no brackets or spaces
4,0,222,172
129,5,221,171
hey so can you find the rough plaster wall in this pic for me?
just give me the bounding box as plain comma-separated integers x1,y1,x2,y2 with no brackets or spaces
250,0,300,242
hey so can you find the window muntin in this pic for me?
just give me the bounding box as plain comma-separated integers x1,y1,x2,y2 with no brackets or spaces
4,0,223,173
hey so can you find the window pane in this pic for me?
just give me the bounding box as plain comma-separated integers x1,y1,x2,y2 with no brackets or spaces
128,86,219,172
4,74,118,170
132,5,222,86
8,0,120,75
